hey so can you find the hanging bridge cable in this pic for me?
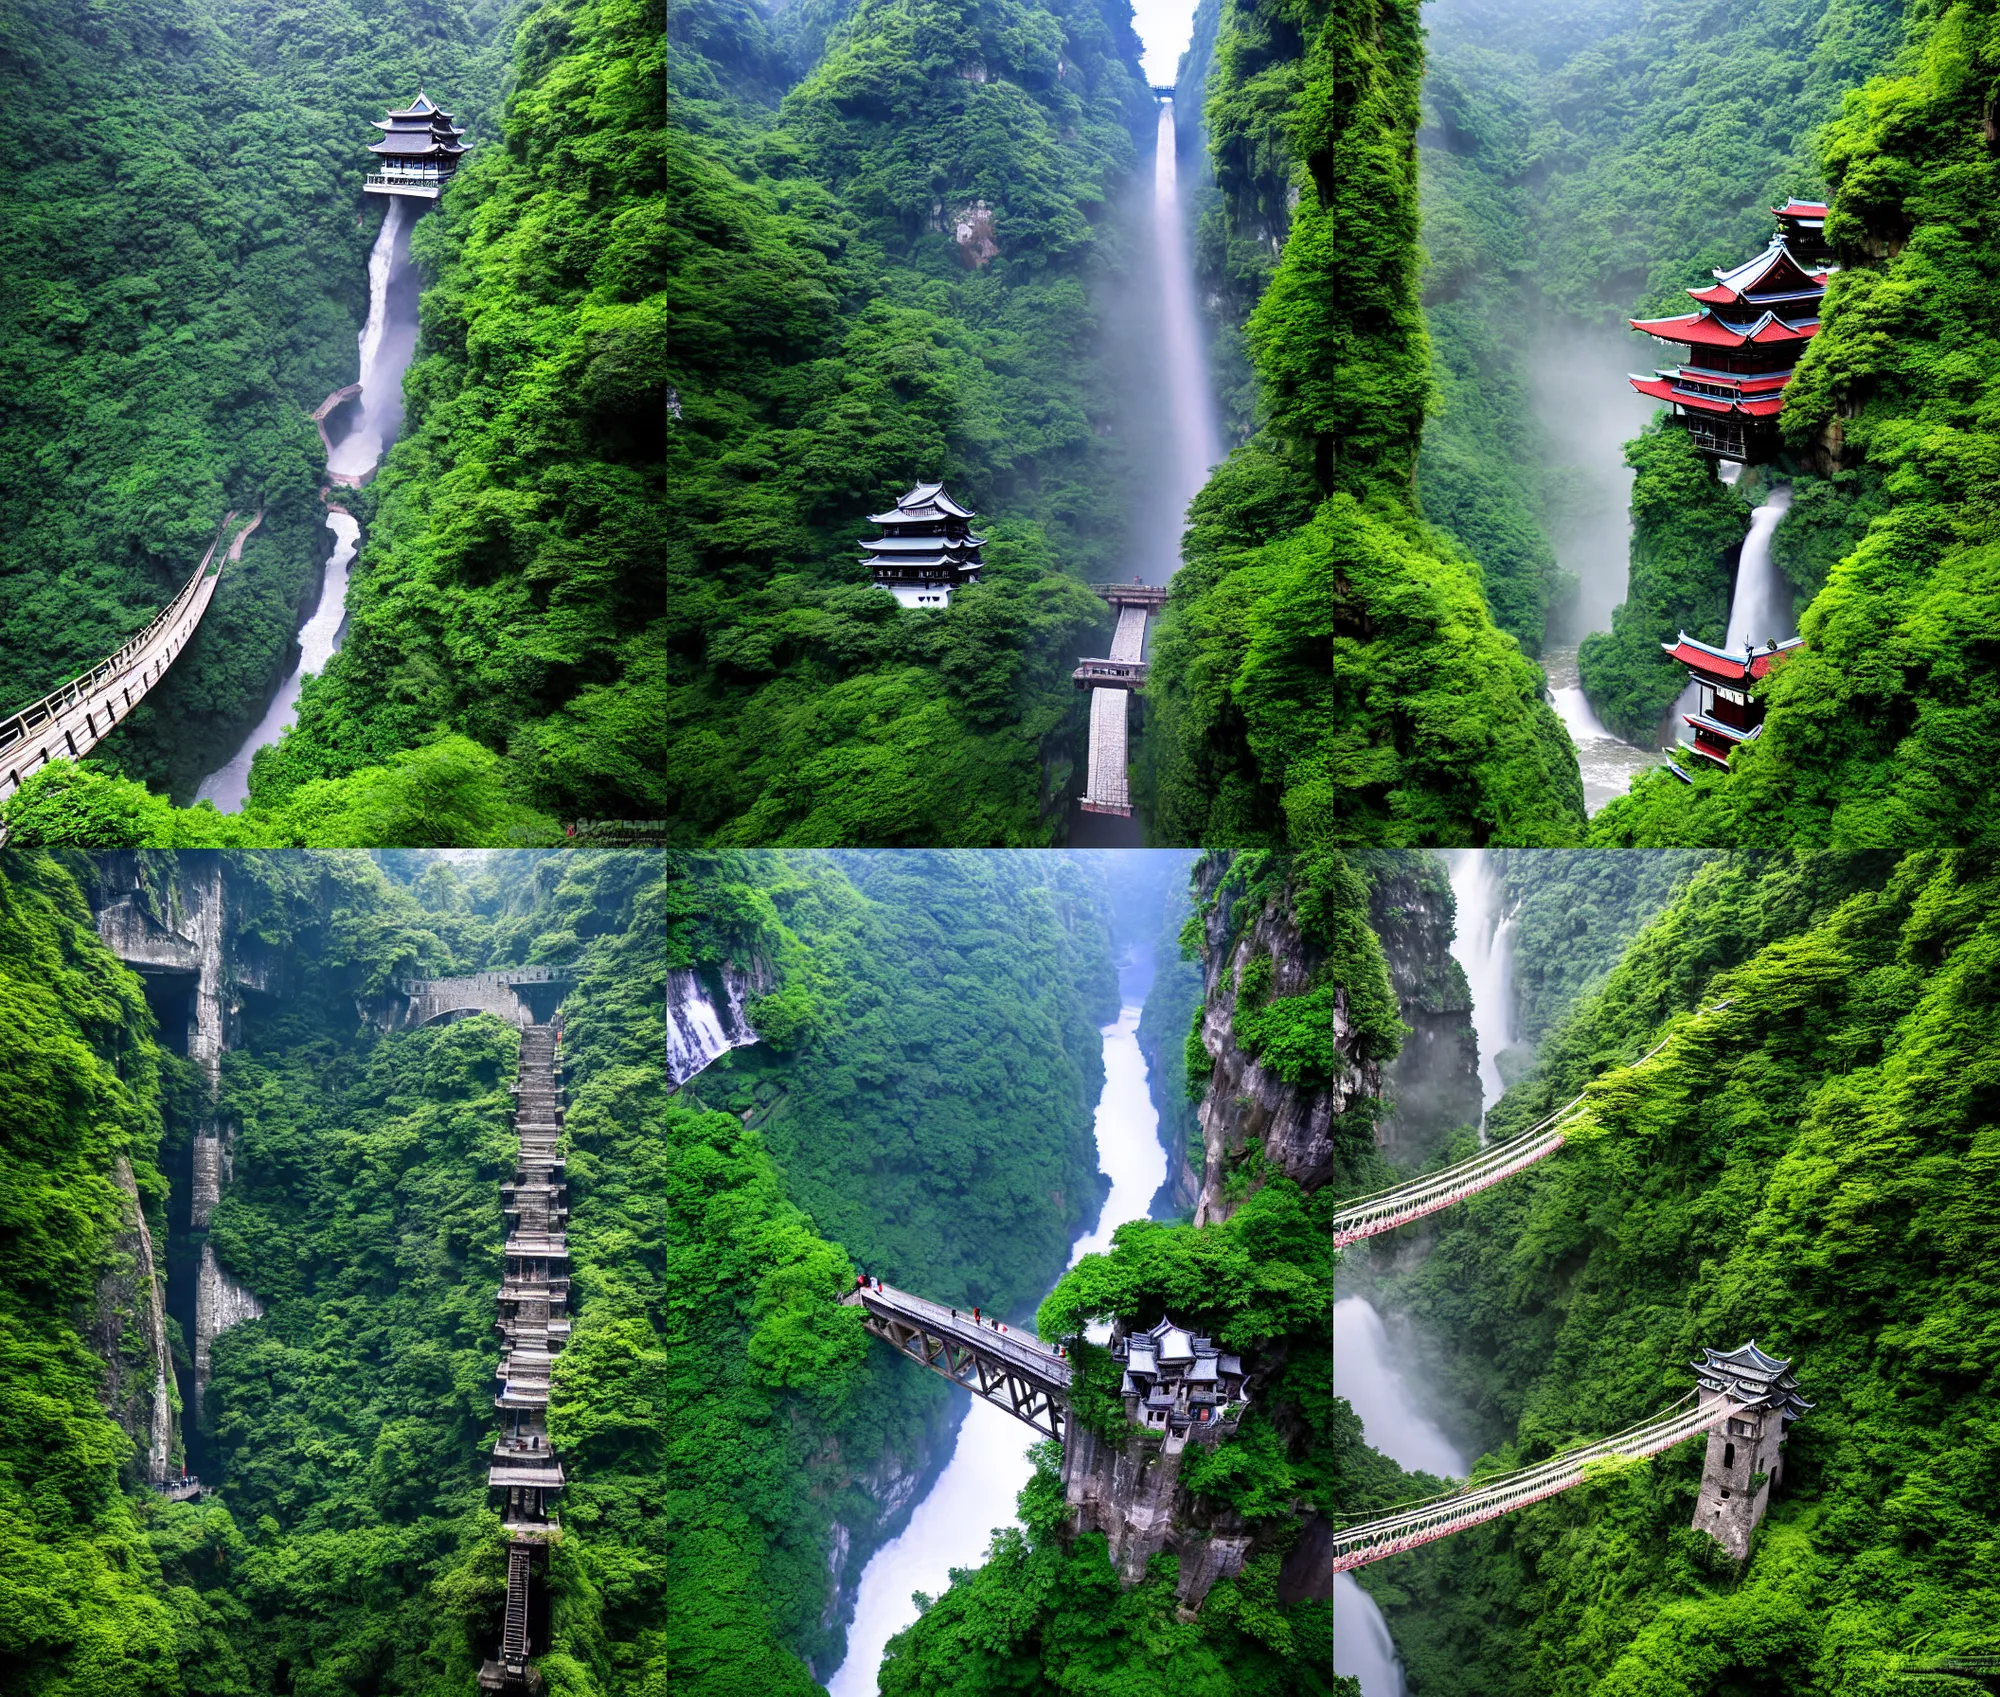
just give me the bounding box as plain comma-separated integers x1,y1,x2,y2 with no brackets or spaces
1330,999,1733,1244
1324,1390,1702,1526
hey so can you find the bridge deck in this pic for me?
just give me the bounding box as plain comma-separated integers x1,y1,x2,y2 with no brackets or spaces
848,1282,1072,1393
0,511,260,804
1080,604,1151,815
1332,1396,1734,1571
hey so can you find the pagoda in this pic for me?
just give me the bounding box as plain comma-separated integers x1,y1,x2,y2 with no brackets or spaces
364,91,466,199
1661,631,1803,770
1628,201,1833,463
1113,1317,1250,1443
860,483,986,608
1689,1341,1812,1560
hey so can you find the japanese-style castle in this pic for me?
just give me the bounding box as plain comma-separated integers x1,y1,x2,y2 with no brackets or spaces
1113,1317,1250,1442
861,483,986,608
364,91,466,199
1629,199,1833,463
1662,631,1804,770
1689,1341,1812,1560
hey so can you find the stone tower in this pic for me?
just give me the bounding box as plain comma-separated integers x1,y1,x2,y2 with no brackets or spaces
1689,1341,1811,1560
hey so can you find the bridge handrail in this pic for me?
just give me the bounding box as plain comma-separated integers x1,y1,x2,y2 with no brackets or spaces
1330,1000,1731,1244
1329,1393,1734,1568
848,1282,1073,1391
0,513,235,755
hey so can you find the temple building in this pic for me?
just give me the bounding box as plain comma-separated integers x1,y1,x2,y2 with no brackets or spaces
364,92,466,199
1628,202,1833,463
1114,1317,1250,1442
1689,1341,1812,1560
861,483,986,608
1662,631,1803,770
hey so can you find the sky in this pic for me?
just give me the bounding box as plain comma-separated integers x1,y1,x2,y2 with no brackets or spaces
1130,0,1200,84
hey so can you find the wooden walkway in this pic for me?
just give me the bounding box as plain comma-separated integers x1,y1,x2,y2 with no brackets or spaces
0,511,261,803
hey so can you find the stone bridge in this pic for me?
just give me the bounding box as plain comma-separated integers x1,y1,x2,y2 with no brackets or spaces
0,513,261,807
1076,583,1166,818
388,965,577,1030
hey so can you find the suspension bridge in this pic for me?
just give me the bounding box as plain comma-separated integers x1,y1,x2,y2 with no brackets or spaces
1076,581,1167,816
0,511,261,805
849,1002,1788,1595
1331,1001,1730,1247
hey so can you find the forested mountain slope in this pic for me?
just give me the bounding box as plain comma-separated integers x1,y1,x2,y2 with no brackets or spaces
0,0,517,801
1595,0,2000,848
0,847,1122,1691
1409,0,1906,695
874,851,1411,1691
1348,850,2000,1695
1138,0,1590,849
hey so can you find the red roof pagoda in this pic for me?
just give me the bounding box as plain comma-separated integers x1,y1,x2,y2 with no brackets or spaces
1662,631,1804,769
1628,203,1834,464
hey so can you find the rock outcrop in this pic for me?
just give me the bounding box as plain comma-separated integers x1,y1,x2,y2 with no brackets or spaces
1370,854,1481,1164
93,852,265,1423
87,1155,177,1484
1190,860,1361,1226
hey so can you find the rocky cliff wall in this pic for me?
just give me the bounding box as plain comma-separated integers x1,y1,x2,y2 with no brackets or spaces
1189,859,1360,1226
1370,854,1481,1164
86,1155,177,1484
91,852,265,1423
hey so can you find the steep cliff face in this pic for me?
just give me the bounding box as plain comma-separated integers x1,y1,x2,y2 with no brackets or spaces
1189,855,1369,1225
86,1155,177,1484
91,852,264,1423
1370,854,1480,1163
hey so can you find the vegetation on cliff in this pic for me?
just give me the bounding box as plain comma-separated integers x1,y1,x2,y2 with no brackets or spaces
1349,849,2000,1695
0,0,517,801
1141,0,1588,848
1593,0,2000,848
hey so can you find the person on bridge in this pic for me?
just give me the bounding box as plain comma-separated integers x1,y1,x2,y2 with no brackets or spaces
973,1306,981,1323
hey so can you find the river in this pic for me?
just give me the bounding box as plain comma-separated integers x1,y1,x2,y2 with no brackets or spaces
196,196,422,808
827,940,1168,1694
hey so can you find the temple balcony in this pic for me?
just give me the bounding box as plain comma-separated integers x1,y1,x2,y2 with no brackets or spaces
364,169,450,200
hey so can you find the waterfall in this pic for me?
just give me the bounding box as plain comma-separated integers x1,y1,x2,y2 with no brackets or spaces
1673,483,1795,752
195,512,358,810
1446,851,1515,1114
1724,484,1795,654
198,197,423,808
1153,100,1219,543
327,198,412,481
1333,1296,1468,1697
662,966,760,1085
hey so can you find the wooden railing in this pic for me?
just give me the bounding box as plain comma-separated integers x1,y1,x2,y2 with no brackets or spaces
0,513,246,800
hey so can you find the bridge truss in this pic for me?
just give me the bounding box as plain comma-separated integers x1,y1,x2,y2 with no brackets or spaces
1332,1394,1738,1571
844,1282,1072,1440
1331,1001,1731,1247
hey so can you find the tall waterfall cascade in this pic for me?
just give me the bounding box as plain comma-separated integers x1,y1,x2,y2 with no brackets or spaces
1724,484,1795,654
1078,99,1219,823
197,197,423,807
1447,851,1516,1115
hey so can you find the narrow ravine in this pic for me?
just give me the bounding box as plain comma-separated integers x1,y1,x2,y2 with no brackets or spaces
827,938,1168,1693
196,198,422,808
1338,850,1515,1692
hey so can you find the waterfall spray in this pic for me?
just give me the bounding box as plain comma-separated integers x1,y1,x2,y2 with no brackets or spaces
327,198,411,482
1447,852,1516,1116
1152,101,1219,552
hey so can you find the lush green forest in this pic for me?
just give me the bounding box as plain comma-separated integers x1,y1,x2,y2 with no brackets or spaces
1340,849,2000,1695
1593,0,2000,848
1138,0,1590,849
868,851,1366,1691
0,846,1126,1692
0,0,519,802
